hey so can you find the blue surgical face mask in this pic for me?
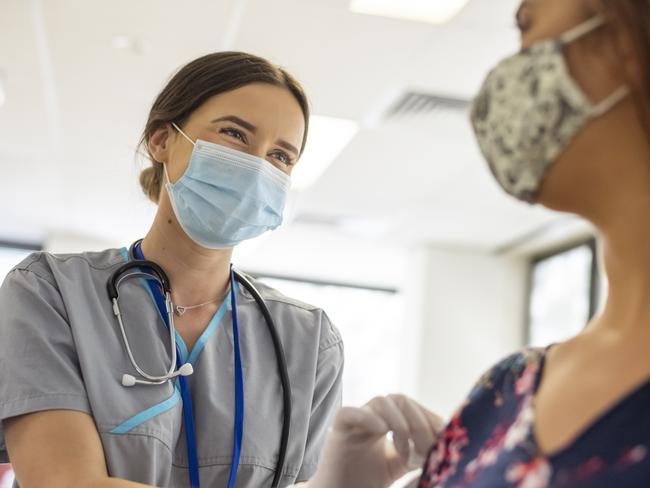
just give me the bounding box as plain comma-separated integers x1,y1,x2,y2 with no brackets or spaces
164,123,291,249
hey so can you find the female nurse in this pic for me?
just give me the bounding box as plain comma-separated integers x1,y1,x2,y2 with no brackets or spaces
0,52,343,488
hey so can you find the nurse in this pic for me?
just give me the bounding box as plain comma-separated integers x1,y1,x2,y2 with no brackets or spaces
0,52,344,488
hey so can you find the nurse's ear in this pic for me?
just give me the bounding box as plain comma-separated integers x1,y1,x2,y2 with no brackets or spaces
147,125,173,164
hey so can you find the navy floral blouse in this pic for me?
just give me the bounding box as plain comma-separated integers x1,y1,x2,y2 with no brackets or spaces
419,348,650,487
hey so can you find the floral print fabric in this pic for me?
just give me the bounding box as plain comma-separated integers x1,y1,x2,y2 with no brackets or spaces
419,349,650,487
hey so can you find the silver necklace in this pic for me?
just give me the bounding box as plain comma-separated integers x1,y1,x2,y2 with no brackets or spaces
174,288,230,316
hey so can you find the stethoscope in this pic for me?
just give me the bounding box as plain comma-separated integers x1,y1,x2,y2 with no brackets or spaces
107,240,292,488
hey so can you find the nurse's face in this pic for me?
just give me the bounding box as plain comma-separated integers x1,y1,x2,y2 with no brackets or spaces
151,82,306,183
515,0,638,212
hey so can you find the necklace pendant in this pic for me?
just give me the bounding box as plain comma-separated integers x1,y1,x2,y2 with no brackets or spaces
175,306,187,316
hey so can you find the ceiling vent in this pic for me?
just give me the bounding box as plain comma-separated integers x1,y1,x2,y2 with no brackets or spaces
382,91,470,121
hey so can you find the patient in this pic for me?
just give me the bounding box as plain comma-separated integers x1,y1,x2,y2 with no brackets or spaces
302,0,650,486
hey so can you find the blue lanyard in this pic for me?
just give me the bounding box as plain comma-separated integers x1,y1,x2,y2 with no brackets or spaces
133,242,244,488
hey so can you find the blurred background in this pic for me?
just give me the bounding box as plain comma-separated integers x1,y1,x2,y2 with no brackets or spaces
0,0,607,484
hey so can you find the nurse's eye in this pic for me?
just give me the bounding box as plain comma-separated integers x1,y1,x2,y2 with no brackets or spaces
270,150,293,167
220,127,247,144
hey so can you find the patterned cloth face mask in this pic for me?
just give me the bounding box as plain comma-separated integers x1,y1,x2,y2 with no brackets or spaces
470,16,629,202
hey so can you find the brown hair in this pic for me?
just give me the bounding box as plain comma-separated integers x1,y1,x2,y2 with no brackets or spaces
597,1,650,135
138,52,310,203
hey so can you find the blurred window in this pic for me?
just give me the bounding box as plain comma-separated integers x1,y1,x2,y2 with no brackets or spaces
256,275,406,406
527,240,600,347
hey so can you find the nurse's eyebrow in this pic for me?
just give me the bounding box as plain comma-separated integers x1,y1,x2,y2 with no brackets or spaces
213,115,300,155
212,115,257,133
277,140,299,156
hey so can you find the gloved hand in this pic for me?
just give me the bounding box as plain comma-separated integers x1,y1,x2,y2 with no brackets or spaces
306,394,445,488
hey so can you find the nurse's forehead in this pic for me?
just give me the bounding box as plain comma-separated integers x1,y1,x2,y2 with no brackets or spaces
195,84,301,115
189,85,304,138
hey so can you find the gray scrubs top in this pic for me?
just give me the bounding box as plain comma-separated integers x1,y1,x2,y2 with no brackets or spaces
0,248,343,487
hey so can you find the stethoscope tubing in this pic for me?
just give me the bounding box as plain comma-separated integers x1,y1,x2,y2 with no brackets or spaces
232,271,292,488
107,245,292,487
109,264,180,384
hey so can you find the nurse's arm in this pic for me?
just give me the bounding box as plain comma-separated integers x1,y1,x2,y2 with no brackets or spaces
5,410,156,488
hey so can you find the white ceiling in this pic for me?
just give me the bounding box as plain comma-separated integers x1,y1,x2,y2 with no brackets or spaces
0,0,561,251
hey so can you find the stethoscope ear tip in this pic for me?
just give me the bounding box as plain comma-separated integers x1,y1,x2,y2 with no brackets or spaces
179,363,194,377
122,374,137,387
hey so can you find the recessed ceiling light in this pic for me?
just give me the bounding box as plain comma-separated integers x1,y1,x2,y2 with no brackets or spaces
292,115,359,190
111,35,149,55
349,0,470,24
112,35,134,49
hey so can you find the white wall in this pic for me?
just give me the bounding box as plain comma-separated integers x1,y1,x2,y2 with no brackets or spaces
415,246,528,417
45,231,118,254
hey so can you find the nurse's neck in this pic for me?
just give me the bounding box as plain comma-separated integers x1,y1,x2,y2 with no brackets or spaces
140,197,232,308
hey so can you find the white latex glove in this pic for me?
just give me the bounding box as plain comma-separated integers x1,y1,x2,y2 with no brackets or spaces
305,394,445,488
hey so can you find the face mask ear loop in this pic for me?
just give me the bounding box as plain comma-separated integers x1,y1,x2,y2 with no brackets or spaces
162,161,172,187
560,16,605,45
171,122,196,147
165,122,196,187
557,16,629,118
590,86,630,117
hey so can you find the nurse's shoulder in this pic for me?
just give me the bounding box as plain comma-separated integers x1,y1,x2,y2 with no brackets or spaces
235,273,343,352
2,247,126,289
